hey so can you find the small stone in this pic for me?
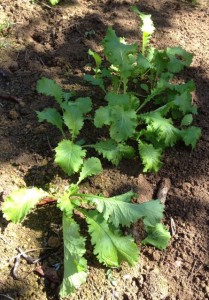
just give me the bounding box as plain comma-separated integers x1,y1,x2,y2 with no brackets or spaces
47,236,61,248
205,286,209,294
9,110,19,120
9,61,19,72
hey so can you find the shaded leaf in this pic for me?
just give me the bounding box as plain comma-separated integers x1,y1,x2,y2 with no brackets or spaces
180,126,201,149
142,223,171,250
93,139,135,166
36,77,63,104
139,142,163,172
36,108,64,134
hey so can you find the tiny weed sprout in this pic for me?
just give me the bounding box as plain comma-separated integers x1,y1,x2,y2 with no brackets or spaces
2,7,201,298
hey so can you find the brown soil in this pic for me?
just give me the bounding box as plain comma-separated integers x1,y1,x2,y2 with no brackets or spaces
0,0,209,299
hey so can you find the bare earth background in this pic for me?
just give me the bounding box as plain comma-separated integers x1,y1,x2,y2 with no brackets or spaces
0,0,209,299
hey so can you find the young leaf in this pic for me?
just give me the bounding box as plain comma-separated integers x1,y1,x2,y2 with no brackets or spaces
55,140,86,176
86,211,139,267
166,47,193,73
94,106,111,128
181,114,193,126
63,106,83,139
138,142,163,172
36,108,64,134
110,107,137,142
83,75,105,92
36,77,63,104
102,27,138,90
88,49,102,71
173,92,197,115
59,215,88,297
78,157,102,184
2,188,48,223
93,139,135,166
49,0,60,5
88,191,164,227
180,126,201,149
75,97,92,114
142,223,171,250
143,112,180,147
57,192,75,217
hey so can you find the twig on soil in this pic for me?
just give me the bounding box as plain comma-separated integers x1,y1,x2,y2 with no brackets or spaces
0,94,23,105
170,217,176,236
0,294,15,300
11,247,53,280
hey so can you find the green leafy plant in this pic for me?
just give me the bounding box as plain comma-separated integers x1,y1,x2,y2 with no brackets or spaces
84,6,201,172
48,0,60,5
2,76,170,297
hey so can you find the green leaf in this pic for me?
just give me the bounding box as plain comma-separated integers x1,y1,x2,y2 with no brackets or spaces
57,192,75,217
55,140,86,176
88,49,102,71
94,106,111,128
86,211,139,267
49,0,60,5
181,114,193,126
173,92,197,115
59,215,87,297
105,92,130,109
143,112,180,147
139,142,163,172
36,77,63,104
2,188,48,223
180,126,201,149
102,27,138,89
88,191,164,227
36,108,64,134
166,47,193,73
132,7,155,35
75,97,92,114
84,75,105,92
110,107,137,142
93,139,135,166
63,106,83,139
142,223,171,250
78,157,102,184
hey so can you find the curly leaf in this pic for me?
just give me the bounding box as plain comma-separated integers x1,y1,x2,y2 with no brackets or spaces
94,106,111,128
78,157,102,184
143,112,180,147
102,27,138,88
139,142,163,172
2,188,48,223
166,47,193,73
86,211,139,267
36,77,63,104
110,107,137,142
173,92,197,115
55,140,86,176
86,192,164,227
180,126,201,149
36,108,64,134
63,106,83,139
93,139,135,166
59,215,87,297
84,75,105,92
142,223,171,250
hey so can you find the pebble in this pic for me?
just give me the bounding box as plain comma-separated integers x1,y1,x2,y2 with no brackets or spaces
9,109,19,120
47,235,61,248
